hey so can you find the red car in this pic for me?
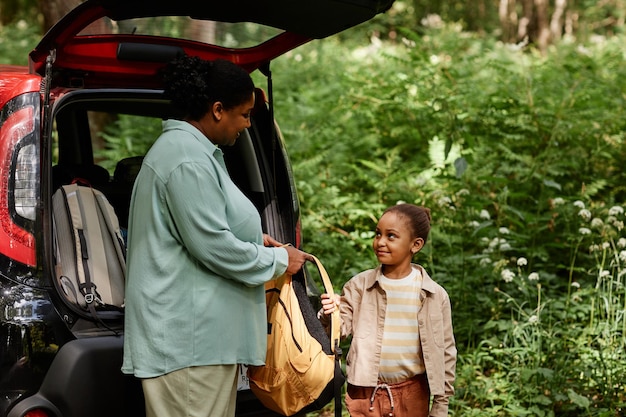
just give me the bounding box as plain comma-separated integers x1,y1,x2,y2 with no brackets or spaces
0,1,394,416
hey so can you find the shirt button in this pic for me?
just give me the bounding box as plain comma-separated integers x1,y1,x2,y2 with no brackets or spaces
419,320,424,326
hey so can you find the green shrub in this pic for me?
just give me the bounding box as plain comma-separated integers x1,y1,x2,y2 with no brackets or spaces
0,18,40,65
272,24,626,416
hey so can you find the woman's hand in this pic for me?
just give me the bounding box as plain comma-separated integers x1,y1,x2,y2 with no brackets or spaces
263,234,313,275
263,234,282,247
283,244,313,275
320,293,340,315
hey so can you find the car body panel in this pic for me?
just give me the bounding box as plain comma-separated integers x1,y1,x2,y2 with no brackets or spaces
0,67,41,110
32,32,313,89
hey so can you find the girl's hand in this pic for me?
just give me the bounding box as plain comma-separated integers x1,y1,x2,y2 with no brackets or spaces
320,293,340,315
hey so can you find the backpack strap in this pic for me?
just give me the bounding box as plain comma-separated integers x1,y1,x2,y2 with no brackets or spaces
76,227,103,320
309,255,343,417
61,184,101,308
92,189,127,265
309,255,341,353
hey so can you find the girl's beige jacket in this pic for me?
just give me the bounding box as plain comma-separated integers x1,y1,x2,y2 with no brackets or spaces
338,264,456,417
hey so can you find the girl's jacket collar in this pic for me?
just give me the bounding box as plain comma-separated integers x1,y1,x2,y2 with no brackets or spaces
366,263,439,294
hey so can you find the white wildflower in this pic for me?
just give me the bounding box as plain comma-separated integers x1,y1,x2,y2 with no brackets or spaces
489,238,510,251
437,196,452,207
421,14,444,28
479,257,492,266
552,197,565,206
578,209,592,221
501,269,515,283
528,272,539,281
608,206,624,216
479,209,491,220
456,189,470,196
599,270,610,278
573,200,585,209
571,281,580,289
517,257,528,267
528,315,538,324
468,220,480,228
579,227,591,235
618,238,626,248
589,244,600,252
602,242,611,250
620,250,626,263
613,220,624,231
480,237,490,244
590,218,604,229
499,227,510,235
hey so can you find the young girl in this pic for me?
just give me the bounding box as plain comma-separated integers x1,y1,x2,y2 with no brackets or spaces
321,204,456,417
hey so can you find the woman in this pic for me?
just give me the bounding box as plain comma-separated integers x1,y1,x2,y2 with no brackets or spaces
122,56,311,417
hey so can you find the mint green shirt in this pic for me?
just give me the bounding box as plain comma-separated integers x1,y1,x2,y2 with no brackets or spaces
122,119,288,378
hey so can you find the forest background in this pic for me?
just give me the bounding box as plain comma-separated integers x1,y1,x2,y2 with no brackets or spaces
1,0,625,415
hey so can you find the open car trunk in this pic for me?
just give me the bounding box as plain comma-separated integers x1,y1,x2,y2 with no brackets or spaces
30,0,395,87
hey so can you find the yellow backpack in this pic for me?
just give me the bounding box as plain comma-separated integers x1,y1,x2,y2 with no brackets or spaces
248,255,343,416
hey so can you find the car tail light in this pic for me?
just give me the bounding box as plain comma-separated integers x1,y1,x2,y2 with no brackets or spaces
295,218,302,249
0,93,39,266
24,410,51,417
14,143,38,220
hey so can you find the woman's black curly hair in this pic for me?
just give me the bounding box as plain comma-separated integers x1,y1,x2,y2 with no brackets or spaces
161,55,255,121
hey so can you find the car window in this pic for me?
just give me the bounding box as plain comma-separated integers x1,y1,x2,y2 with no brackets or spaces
91,112,161,170
79,17,284,49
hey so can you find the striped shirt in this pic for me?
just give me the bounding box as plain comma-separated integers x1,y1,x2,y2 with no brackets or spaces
378,267,425,383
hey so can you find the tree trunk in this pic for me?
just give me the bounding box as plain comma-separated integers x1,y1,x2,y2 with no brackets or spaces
499,0,518,43
550,0,567,42
518,0,534,42
534,0,550,52
186,19,217,45
0,0,21,25
564,9,577,38
38,0,81,31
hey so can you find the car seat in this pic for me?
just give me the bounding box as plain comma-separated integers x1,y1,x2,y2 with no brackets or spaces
110,156,144,229
52,163,111,191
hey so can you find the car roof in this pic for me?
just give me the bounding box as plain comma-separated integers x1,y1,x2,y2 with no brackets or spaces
30,0,395,88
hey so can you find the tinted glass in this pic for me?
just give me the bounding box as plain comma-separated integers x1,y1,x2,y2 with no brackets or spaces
79,17,285,48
